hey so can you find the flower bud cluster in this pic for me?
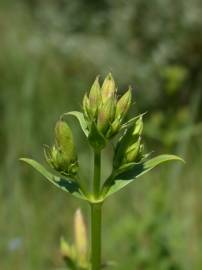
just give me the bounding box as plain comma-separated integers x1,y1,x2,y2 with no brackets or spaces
60,209,88,269
113,116,144,169
83,73,132,144
44,120,78,177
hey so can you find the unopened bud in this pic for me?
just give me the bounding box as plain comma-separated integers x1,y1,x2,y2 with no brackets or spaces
124,137,141,163
89,77,101,116
116,87,132,120
113,117,144,168
132,116,143,136
55,120,77,161
82,93,90,118
74,209,88,265
44,120,78,176
97,98,115,134
101,73,116,103
106,118,121,139
136,143,144,162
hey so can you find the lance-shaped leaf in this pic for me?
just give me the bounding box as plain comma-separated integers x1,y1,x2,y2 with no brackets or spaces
102,154,184,198
20,158,86,200
63,111,89,137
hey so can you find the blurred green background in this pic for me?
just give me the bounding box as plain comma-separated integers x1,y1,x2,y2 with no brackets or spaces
0,0,202,269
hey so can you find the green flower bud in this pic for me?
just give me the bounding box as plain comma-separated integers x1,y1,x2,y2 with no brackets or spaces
115,87,132,120
123,137,141,164
44,120,78,176
97,98,115,134
88,76,101,117
106,118,121,139
83,73,134,149
113,118,144,168
101,73,116,103
132,116,143,136
136,143,145,162
82,93,90,118
55,120,77,159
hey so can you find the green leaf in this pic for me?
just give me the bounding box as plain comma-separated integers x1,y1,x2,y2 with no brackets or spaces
102,154,184,198
20,158,86,200
64,111,89,137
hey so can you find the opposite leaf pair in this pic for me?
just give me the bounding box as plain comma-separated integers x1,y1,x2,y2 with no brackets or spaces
20,73,184,203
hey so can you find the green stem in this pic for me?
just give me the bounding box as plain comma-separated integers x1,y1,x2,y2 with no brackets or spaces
93,150,101,198
91,150,102,270
91,202,102,270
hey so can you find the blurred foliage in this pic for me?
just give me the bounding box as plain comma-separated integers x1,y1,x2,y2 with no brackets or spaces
0,0,202,269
